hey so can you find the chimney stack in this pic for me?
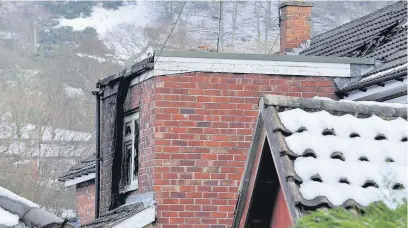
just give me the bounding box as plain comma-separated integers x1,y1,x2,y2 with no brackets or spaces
279,1,313,54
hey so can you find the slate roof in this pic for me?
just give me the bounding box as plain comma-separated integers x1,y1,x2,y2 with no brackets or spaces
81,203,146,228
239,95,407,221
300,1,407,94
0,186,73,228
58,154,95,181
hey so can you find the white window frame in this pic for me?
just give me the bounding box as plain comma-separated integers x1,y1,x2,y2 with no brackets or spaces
121,112,139,193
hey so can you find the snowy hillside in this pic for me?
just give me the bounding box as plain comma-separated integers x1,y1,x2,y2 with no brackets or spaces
58,1,392,54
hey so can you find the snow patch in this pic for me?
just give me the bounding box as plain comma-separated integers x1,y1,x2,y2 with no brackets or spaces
64,85,84,98
279,109,408,209
0,207,19,226
60,209,76,218
57,2,149,37
0,31,19,40
0,186,39,208
299,181,406,209
279,109,407,142
313,96,408,109
0,122,92,142
286,133,407,166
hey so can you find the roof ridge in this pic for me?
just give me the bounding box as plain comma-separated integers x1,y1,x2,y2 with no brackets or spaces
310,1,406,43
259,95,407,119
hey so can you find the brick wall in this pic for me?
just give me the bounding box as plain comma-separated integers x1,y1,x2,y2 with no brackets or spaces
76,180,95,225
152,73,336,227
100,86,116,214
279,2,313,53
128,79,156,194
98,72,336,226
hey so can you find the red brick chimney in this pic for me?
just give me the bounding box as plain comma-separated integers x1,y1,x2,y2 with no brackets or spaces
279,1,313,54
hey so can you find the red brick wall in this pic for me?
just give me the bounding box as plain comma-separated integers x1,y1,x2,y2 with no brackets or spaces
151,73,336,227
270,187,292,228
76,180,95,225
280,3,313,53
128,79,156,194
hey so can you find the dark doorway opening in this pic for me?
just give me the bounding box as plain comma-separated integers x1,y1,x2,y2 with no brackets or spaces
245,141,280,228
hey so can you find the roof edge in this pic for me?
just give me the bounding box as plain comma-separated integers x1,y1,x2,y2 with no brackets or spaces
259,95,407,119
338,69,407,94
0,196,72,227
64,173,96,187
279,1,313,8
96,56,154,89
156,50,375,65
58,165,96,182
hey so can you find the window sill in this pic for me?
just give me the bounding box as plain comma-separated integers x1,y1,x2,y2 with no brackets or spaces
120,182,138,194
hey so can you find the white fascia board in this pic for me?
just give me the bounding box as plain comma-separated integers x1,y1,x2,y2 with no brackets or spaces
64,173,95,187
153,56,351,78
112,205,156,228
344,77,407,101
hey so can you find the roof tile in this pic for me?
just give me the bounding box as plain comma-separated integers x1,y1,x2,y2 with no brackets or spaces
300,1,407,93
58,154,95,181
262,95,407,215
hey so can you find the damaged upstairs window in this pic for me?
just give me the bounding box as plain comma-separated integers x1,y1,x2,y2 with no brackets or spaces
120,112,140,193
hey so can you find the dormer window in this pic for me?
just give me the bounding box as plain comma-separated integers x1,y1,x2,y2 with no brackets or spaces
120,112,139,193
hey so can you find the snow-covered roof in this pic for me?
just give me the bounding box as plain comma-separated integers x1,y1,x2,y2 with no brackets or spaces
266,95,407,210
235,95,407,224
0,185,73,227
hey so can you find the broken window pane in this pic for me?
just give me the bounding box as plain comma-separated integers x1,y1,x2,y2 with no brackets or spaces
133,121,139,180
125,121,132,137
121,141,132,187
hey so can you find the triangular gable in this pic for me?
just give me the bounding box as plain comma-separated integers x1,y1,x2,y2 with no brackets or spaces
232,110,296,228
233,95,407,228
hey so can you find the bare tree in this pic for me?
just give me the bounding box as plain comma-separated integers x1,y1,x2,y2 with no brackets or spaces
254,2,261,52
231,2,238,51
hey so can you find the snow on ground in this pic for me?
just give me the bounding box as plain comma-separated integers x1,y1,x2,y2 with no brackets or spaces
60,209,76,218
0,186,39,208
64,84,84,98
0,122,92,142
0,207,19,226
57,2,149,38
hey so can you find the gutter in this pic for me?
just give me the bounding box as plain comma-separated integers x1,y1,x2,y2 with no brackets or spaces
92,90,102,219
